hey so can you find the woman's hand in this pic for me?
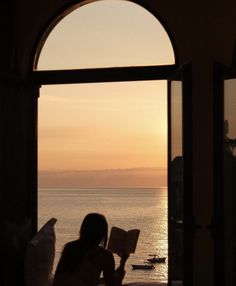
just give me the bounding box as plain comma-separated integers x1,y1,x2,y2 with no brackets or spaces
115,253,129,286
115,266,126,285
119,253,130,270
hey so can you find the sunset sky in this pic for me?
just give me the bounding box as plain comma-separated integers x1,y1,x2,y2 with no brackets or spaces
37,0,175,188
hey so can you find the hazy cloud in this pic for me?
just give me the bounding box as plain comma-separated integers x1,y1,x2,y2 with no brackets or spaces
38,167,167,188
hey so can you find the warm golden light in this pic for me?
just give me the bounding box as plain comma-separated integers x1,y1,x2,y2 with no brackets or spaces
37,0,174,70
38,81,167,187
37,2,172,283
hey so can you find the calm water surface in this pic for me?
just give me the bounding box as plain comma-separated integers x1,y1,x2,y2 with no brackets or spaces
38,188,168,283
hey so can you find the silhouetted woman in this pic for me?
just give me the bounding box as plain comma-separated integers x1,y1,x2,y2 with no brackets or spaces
53,213,129,286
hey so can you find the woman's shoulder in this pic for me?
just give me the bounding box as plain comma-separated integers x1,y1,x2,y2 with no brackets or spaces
63,239,80,252
65,239,79,246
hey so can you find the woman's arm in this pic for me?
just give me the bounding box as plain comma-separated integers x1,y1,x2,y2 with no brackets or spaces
101,251,118,286
114,253,129,286
52,244,74,286
118,253,129,270
102,251,129,286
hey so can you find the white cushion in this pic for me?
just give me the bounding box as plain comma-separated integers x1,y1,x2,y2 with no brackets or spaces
24,218,57,286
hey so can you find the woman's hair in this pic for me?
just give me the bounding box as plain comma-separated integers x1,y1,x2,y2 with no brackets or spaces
53,213,108,278
80,213,108,247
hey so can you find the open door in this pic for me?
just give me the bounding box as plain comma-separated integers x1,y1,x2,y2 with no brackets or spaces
214,63,236,286
168,64,192,286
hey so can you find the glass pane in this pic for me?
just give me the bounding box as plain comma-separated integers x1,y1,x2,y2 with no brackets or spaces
223,79,236,285
36,0,175,70
169,80,183,283
38,80,168,284
171,82,183,160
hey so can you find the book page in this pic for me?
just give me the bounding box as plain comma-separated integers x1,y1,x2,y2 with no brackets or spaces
107,227,126,255
125,229,140,253
107,227,140,255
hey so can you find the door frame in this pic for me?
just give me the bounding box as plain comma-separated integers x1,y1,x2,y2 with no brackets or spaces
213,62,236,286
32,63,193,285
168,64,192,285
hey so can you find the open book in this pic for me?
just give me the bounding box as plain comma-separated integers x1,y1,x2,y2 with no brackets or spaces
107,226,140,255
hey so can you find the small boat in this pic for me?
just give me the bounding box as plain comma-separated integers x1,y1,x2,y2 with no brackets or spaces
147,254,166,263
132,264,155,270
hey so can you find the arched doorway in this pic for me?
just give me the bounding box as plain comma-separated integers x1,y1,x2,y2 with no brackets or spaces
32,1,192,285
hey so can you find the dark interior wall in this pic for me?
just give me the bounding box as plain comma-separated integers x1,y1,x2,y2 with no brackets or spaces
1,0,236,285
1,82,38,286
0,1,15,72
0,2,39,286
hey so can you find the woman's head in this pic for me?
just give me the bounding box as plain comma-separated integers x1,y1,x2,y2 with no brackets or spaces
80,213,108,247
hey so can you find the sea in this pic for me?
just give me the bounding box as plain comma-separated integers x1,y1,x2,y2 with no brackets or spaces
38,188,168,284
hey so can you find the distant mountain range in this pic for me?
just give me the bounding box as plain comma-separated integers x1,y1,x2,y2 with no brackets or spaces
38,167,167,188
